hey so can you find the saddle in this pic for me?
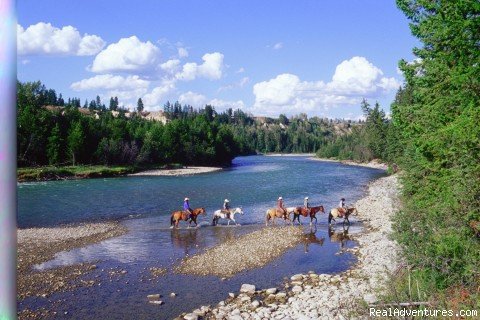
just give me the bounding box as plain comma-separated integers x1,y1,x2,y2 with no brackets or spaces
337,208,346,218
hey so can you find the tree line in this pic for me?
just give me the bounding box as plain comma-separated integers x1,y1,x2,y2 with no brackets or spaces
17,81,364,168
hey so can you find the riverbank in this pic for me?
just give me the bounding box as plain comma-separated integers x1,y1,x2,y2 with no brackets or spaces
310,157,388,170
128,166,223,176
17,222,127,304
177,174,401,319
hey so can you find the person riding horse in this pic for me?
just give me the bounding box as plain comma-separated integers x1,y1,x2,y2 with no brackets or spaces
304,197,309,209
221,199,231,219
338,198,346,217
183,197,193,220
277,196,286,216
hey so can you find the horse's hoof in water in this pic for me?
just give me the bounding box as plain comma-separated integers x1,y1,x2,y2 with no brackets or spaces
169,226,174,229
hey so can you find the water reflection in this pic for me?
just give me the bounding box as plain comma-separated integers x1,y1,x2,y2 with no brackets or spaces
302,225,325,253
328,225,351,248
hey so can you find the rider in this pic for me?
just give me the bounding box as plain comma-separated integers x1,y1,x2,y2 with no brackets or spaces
277,196,286,215
222,199,231,219
183,197,193,220
338,198,346,216
304,196,309,209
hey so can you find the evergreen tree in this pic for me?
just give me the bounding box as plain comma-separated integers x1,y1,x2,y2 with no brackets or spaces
137,98,144,113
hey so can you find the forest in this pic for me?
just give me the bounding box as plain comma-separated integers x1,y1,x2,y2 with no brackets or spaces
17,81,364,169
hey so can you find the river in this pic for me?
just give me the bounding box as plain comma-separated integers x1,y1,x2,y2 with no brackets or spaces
17,156,385,319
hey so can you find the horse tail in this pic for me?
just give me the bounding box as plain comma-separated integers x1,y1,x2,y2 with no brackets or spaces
212,215,217,226
170,213,175,226
328,212,332,224
265,210,270,225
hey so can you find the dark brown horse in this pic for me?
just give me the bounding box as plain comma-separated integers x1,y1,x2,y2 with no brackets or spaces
170,207,206,228
290,205,325,225
328,207,358,225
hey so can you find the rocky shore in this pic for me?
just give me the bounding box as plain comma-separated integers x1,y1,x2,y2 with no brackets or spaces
128,166,223,176
177,174,401,320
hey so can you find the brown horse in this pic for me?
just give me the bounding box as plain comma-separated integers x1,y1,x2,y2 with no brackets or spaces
291,206,325,225
265,208,291,226
328,207,358,225
170,207,206,228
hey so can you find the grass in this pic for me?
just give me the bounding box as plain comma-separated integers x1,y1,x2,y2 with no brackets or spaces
17,163,187,182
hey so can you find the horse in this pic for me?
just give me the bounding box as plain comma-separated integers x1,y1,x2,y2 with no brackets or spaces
290,205,325,225
212,207,244,226
265,207,292,226
328,207,358,225
170,207,207,228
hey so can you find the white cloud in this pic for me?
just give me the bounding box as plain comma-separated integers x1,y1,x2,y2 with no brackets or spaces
177,47,189,58
178,91,207,106
236,67,245,74
176,52,224,81
17,23,105,56
208,98,245,111
252,56,400,116
160,59,181,75
327,56,400,95
142,79,177,110
70,75,150,91
273,42,283,50
90,36,160,73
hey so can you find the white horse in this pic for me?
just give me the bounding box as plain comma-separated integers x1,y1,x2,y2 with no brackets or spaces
212,207,244,226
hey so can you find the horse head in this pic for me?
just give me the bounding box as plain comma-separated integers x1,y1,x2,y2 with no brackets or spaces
349,207,358,216
235,207,244,215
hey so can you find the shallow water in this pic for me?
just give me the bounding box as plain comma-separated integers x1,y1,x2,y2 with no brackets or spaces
17,156,385,319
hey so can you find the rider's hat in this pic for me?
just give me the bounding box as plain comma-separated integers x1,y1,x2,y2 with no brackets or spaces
184,197,189,201
341,198,345,201
305,197,309,200
278,196,283,200
224,199,229,202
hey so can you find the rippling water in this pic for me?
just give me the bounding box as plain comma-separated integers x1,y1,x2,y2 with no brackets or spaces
17,156,385,319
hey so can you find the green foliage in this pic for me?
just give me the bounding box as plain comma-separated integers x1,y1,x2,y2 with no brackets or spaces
391,0,480,300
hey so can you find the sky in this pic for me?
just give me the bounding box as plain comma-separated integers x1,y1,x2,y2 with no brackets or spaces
17,0,419,119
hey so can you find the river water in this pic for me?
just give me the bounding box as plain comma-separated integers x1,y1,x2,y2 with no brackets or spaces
17,156,385,319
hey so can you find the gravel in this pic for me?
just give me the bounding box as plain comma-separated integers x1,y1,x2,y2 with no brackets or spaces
177,174,402,319
175,226,304,278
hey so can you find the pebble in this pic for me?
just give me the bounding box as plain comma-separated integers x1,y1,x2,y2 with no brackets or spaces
240,284,256,294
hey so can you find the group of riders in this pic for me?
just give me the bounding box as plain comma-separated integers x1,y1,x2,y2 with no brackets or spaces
181,196,348,221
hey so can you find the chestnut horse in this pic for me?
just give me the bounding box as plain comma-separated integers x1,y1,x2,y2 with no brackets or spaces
170,207,206,228
265,208,292,226
328,207,358,225
290,206,325,225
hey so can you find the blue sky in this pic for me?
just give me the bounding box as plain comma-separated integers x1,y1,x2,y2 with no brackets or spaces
17,0,418,119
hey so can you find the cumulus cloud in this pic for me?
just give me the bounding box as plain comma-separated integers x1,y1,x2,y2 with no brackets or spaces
160,59,181,75
17,23,105,56
218,77,249,92
176,52,224,81
142,79,177,110
252,56,400,116
178,91,207,106
70,75,150,91
209,98,246,111
90,36,160,73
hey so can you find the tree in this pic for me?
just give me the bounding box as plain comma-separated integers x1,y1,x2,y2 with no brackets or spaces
67,121,85,165
47,123,63,165
137,98,144,113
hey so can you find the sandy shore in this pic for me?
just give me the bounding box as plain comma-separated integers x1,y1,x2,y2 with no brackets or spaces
264,153,315,157
17,222,127,303
128,166,223,176
175,226,305,278
177,174,401,320
310,157,388,170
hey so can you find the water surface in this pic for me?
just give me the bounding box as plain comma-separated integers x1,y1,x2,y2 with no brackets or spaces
17,156,385,319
